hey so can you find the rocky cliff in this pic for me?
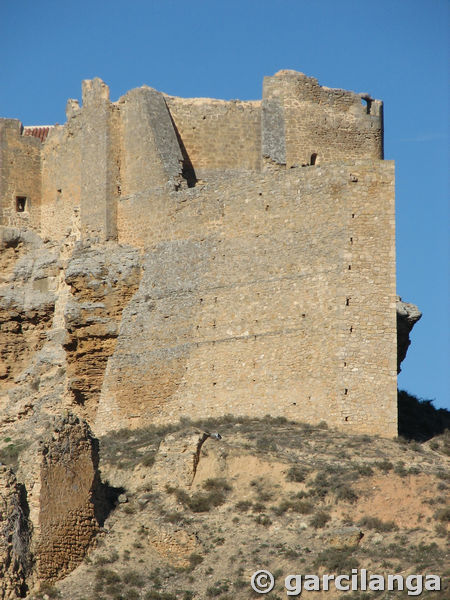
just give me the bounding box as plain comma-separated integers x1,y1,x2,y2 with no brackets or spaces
0,224,427,598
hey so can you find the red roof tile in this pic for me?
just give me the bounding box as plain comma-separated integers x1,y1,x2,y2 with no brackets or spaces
23,126,53,142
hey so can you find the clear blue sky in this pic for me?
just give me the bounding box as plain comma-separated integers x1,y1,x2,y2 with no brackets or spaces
1,0,448,409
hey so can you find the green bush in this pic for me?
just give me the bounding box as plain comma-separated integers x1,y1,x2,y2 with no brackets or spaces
374,459,394,472
334,484,358,503
273,498,313,516
357,516,398,532
254,514,272,526
122,570,145,587
188,553,204,570
314,546,359,572
166,479,232,512
434,507,450,522
206,580,230,597
286,465,308,482
235,500,252,512
310,510,331,529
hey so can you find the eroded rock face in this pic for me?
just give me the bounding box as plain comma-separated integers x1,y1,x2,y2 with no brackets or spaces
397,297,422,373
63,243,141,420
0,467,31,600
0,229,57,384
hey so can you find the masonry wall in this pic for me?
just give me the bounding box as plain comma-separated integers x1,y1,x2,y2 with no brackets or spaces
0,119,41,230
97,161,397,437
165,96,261,176
41,119,82,242
263,71,383,168
0,72,398,437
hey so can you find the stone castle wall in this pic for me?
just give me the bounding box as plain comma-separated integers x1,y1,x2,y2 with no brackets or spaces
0,120,41,230
97,162,397,437
0,70,397,436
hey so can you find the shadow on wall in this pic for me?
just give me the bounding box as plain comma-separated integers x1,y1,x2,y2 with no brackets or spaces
90,437,125,527
398,390,450,441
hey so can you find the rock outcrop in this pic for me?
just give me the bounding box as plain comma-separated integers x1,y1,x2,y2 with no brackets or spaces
396,297,422,373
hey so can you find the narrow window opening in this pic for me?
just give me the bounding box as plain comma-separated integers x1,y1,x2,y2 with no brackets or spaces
310,153,318,165
344,388,348,395
352,213,355,218
361,97,372,115
350,237,353,244
349,326,353,333
346,298,350,306
348,265,352,270
344,416,349,422
15,196,27,212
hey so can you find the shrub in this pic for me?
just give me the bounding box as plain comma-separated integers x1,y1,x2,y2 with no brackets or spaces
310,511,331,529
354,464,374,477
206,580,230,597
435,523,447,537
273,498,313,516
145,591,177,600
256,437,277,451
254,514,272,526
357,516,398,532
286,465,308,482
394,462,408,477
374,459,393,472
0,440,29,467
334,484,358,503
314,546,359,572
122,570,145,587
96,568,121,585
142,451,156,467
434,507,450,523
235,500,252,512
166,479,232,512
188,553,204,569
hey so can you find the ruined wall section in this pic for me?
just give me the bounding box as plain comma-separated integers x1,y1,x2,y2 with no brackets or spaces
79,79,120,242
263,71,383,168
0,467,30,600
164,96,261,176
0,119,42,230
96,161,397,437
31,414,99,583
40,109,82,242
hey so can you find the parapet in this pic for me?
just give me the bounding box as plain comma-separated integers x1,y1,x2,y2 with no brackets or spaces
0,70,385,242
263,70,383,167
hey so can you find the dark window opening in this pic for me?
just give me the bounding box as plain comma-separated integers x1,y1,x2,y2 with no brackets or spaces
16,196,27,212
310,153,318,165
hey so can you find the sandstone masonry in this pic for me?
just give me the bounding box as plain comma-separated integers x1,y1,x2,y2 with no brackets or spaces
0,70,399,437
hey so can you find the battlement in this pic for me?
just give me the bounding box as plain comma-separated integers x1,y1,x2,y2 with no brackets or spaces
0,71,397,437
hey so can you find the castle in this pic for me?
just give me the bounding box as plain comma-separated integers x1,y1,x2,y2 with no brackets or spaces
0,70,398,437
